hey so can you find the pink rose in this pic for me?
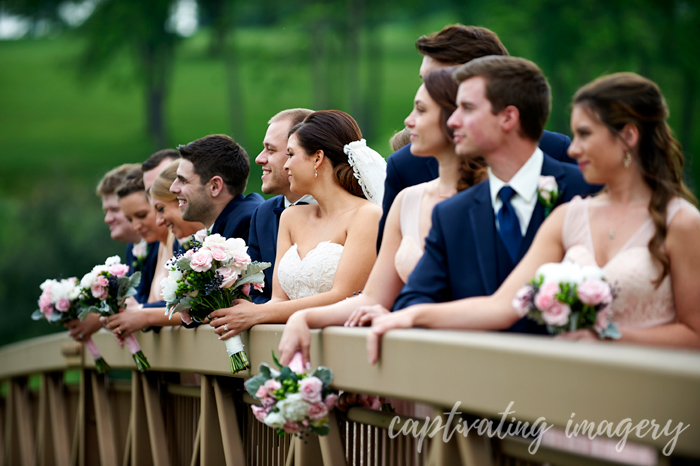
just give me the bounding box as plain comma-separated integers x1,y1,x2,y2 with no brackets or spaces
208,244,229,262
217,266,238,289
91,284,105,299
264,379,281,394
324,393,338,410
542,301,571,326
43,304,54,318
190,249,213,272
251,405,267,423
255,385,268,400
56,298,71,312
299,377,323,403
288,352,305,374
242,283,251,296
594,306,614,334
232,251,251,269
96,275,109,287
512,285,534,316
302,419,309,427
261,396,276,409
283,421,302,434
534,282,559,310
253,283,264,292
184,249,194,258
179,309,193,325
108,263,130,278
577,279,612,306
538,176,558,201
39,293,52,313
307,402,328,421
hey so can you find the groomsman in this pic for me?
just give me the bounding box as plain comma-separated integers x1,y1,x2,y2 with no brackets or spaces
171,134,263,242
248,109,314,303
378,25,574,248
142,148,180,192
393,56,598,333
65,164,142,342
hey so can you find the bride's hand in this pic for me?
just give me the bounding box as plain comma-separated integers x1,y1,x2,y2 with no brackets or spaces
345,304,390,327
210,300,261,340
278,312,312,368
366,310,416,365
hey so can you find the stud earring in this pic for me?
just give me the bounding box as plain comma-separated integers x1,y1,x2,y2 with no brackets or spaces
624,152,632,168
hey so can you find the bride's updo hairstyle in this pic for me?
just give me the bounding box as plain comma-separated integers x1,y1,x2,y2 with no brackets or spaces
422,67,487,192
573,72,696,285
288,110,365,199
149,160,179,202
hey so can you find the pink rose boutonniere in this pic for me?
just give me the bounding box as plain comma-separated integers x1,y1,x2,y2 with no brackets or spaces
537,175,560,217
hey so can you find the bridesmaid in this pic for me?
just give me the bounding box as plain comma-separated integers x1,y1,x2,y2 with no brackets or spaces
367,72,700,363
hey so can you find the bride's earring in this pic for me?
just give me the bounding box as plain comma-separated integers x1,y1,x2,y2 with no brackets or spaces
314,167,318,178
624,151,632,168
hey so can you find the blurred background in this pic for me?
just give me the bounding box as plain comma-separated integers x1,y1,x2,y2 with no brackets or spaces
0,0,698,347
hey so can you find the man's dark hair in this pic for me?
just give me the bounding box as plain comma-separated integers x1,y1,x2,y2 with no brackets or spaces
178,135,249,196
116,166,146,199
142,149,180,172
416,25,508,65
454,56,551,142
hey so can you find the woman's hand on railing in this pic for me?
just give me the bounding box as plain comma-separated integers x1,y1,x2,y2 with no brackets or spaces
101,308,150,340
278,312,312,368
210,299,262,341
65,314,102,342
367,307,415,365
345,304,390,328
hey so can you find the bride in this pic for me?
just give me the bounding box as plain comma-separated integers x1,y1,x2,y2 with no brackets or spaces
209,110,385,339
366,72,700,362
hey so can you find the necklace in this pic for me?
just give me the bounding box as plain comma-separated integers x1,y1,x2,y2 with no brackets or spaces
606,202,636,240
436,182,455,199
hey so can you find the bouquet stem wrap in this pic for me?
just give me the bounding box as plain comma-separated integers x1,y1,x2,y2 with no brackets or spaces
84,337,111,374
224,334,250,374
124,334,150,372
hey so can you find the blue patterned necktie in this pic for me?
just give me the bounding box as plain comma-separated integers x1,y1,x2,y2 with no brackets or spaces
497,186,522,262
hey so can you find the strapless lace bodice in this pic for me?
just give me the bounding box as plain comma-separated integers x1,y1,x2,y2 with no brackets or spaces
562,196,692,328
395,183,427,283
277,241,344,300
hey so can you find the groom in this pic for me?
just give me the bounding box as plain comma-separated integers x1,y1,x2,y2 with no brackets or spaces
248,108,314,303
171,134,263,242
378,24,574,248
393,56,598,333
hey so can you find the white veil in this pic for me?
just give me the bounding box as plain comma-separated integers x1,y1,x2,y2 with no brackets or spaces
344,139,387,206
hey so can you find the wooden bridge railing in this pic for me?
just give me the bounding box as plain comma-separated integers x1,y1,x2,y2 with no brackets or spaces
1,324,699,466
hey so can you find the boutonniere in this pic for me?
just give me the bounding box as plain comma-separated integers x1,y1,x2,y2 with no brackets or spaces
131,239,149,270
537,176,560,217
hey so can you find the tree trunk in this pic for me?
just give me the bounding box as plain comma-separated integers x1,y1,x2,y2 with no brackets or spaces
362,19,382,143
223,30,247,149
141,43,172,150
346,0,364,127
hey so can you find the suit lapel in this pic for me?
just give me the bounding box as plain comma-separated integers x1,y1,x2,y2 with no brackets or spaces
268,196,285,259
468,183,499,294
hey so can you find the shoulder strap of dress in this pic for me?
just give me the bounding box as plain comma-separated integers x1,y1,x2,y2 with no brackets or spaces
665,197,695,227
399,183,426,242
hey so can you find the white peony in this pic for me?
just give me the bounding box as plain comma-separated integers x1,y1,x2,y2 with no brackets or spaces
580,265,605,282
105,255,122,266
263,411,286,429
80,271,96,289
536,261,585,285
161,276,179,303
276,393,309,422
224,237,247,254
203,234,226,248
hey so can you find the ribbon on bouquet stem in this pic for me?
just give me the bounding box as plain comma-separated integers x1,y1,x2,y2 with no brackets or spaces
83,337,111,374
123,333,150,372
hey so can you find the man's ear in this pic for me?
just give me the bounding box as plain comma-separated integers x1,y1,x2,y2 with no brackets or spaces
501,105,520,133
209,176,226,198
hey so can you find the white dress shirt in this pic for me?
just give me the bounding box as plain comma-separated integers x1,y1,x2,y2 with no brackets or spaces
284,194,317,208
488,148,544,236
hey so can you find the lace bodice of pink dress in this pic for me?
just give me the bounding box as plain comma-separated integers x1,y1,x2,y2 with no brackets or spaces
562,195,692,328
394,183,427,283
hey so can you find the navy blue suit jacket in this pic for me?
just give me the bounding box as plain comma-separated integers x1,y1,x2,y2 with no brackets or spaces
377,130,574,249
134,241,159,305
392,154,599,334
247,195,286,304
212,193,264,243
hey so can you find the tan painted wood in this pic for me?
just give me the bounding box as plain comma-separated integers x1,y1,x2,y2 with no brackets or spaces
318,410,347,466
284,439,295,466
212,377,246,465
294,435,323,466
12,379,36,466
130,372,154,466
189,418,201,466
0,392,5,466
121,419,131,466
47,373,71,466
90,372,118,466
36,374,52,466
200,375,225,465
69,392,81,466
140,373,171,466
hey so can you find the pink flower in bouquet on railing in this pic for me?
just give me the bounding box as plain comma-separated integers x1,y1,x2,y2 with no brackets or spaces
534,282,559,310
255,385,269,400
263,379,281,394
288,352,305,374
577,279,612,306
39,291,52,313
242,283,251,296
190,249,213,272
512,285,534,316
251,405,267,423
217,266,239,289
594,306,614,334
262,396,276,409
179,309,193,325
283,421,302,434
253,283,264,293
299,377,323,403
108,263,130,278
208,243,229,262
324,393,338,410
542,301,571,326
56,297,71,312
184,249,194,259
231,251,252,270
91,275,109,300
307,402,328,421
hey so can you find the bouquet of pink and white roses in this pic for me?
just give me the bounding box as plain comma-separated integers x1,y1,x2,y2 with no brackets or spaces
512,261,620,339
33,277,111,374
245,353,338,437
161,232,270,374
77,256,150,372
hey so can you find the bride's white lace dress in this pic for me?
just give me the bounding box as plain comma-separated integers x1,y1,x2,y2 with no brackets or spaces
277,241,344,300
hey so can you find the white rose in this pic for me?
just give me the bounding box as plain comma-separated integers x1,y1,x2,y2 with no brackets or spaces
263,411,286,429
39,279,53,291
105,255,122,266
194,228,209,243
536,262,584,285
203,234,226,247
80,271,96,289
224,237,247,254
580,266,605,282
161,277,179,303
276,393,309,422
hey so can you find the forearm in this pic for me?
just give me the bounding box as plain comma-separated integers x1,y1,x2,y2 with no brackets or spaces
260,290,360,325
141,308,183,327
617,323,700,350
302,294,378,329
410,296,519,331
